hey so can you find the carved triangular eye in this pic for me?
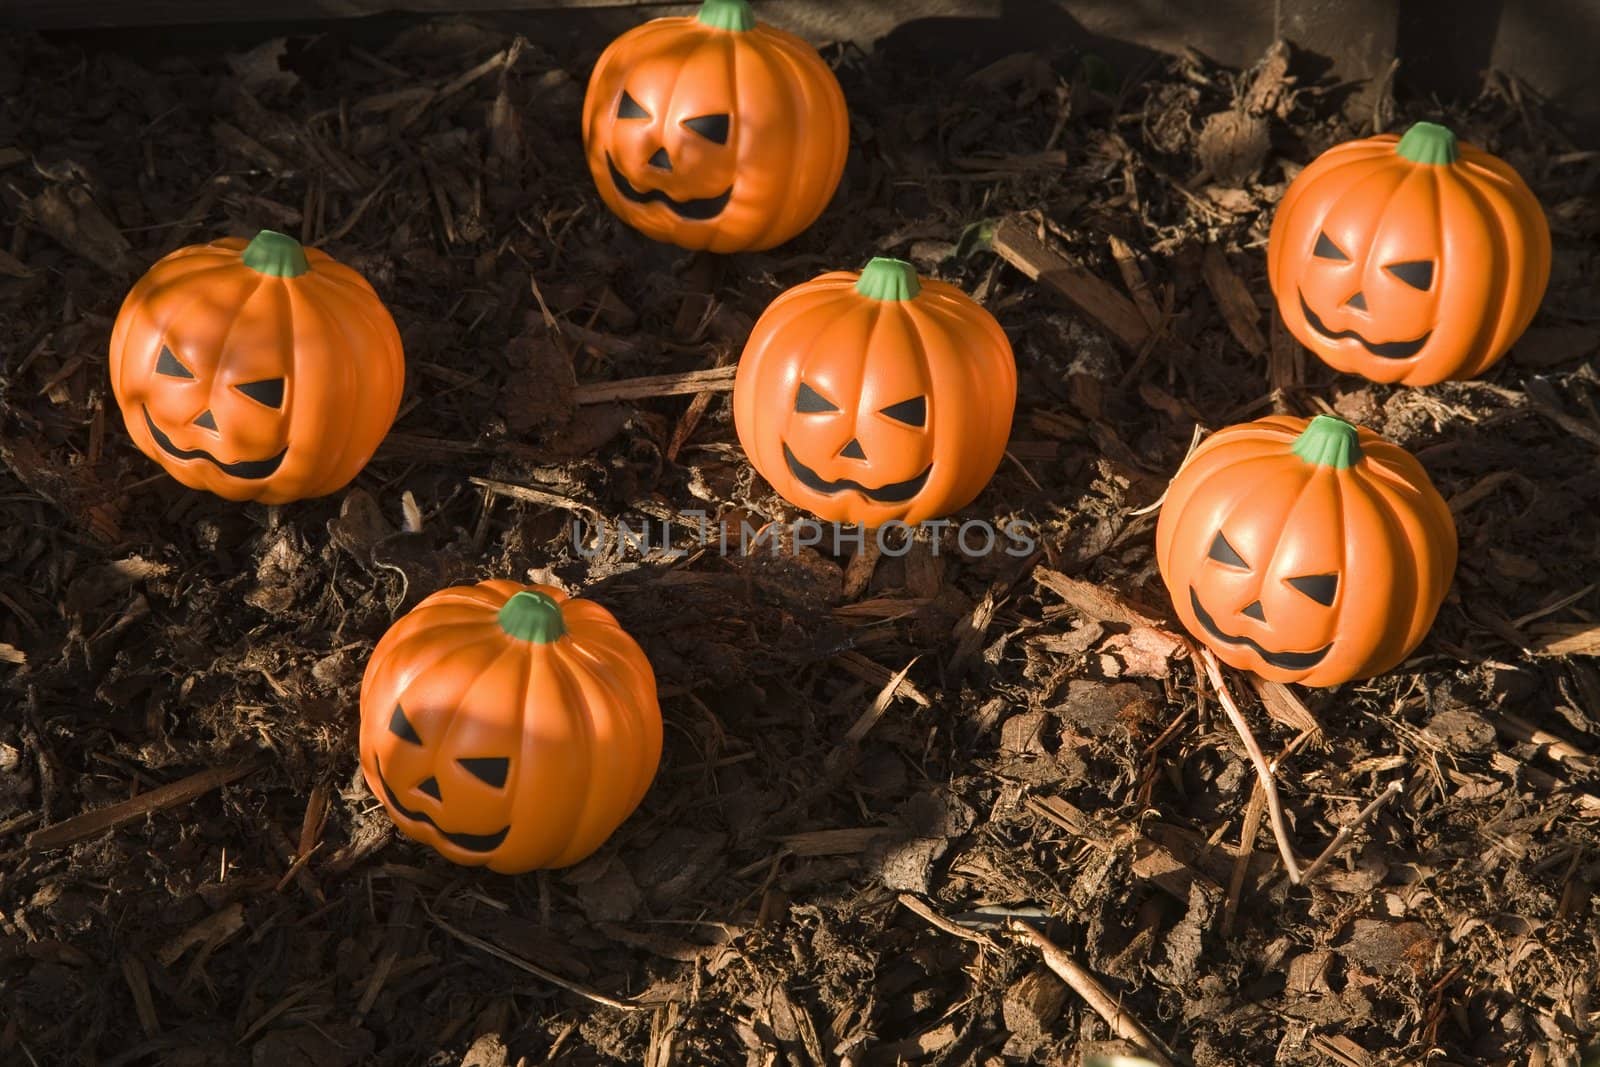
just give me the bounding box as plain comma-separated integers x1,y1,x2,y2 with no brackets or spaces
880,396,927,427
617,91,650,119
389,704,422,745
156,346,194,379
682,113,730,145
235,378,285,408
1287,573,1339,606
459,757,509,788
1313,232,1349,261
795,382,839,413
1385,260,1434,291
1208,532,1249,568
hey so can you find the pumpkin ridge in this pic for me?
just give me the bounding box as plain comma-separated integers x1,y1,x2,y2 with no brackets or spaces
281,277,351,493
1283,152,1409,293
1465,159,1545,375
1270,459,1346,648
540,646,599,866
424,633,529,848
738,30,802,248
293,269,400,499
1342,467,1426,670
302,271,400,497
565,636,656,822
198,270,272,464
1439,168,1513,378
121,264,244,413
762,25,848,233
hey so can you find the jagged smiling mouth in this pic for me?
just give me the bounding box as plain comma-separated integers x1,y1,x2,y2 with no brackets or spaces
1299,290,1431,360
1189,587,1331,672
374,757,510,853
782,444,931,504
606,153,732,221
142,407,286,480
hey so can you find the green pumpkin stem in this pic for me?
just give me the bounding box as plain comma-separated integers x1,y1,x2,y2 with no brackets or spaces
497,590,567,643
695,0,755,31
1290,414,1364,469
241,230,310,278
1394,122,1459,165
854,258,922,301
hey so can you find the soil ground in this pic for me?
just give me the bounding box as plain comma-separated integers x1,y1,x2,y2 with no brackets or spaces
2,12,1599,1067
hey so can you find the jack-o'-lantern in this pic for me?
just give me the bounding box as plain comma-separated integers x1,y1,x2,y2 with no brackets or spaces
732,257,1017,528
109,230,405,504
1268,121,1550,386
359,580,661,874
580,0,849,253
1155,414,1456,687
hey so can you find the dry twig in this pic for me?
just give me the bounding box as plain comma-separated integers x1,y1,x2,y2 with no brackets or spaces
1010,921,1182,1067
574,365,737,404
26,760,263,852
427,906,644,1012
1193,645,1400,884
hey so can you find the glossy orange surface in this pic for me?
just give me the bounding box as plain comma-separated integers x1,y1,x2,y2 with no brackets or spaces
1268,122,1550,386
733,258,1016,528
359,581,662,874
1155,415,1457,687
580,0,848,253
108,231,404,504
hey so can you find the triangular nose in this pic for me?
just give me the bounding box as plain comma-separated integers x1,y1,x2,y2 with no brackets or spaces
647,147,671,171
1241,600,1266,622
416,776,442,801
839,438,866,460
1345,291,1367,311
194,409,217,431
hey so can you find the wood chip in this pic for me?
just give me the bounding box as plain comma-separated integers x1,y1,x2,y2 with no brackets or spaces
1106,235,1162,329
120,954,160,1037
1249,677,1322,736
1035,568,1166,627
843,657,919,744
1531,623,1600,657
573,365,737,405
1201,242,1266,355
834,650,931,707
777,827,892,856
26,759,263,852
156,902,245,967
991,217,1150,350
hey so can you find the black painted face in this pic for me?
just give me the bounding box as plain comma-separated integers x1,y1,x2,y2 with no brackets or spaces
782,382,932,504
143,345,288,479
1298,230,1435,360
605,90,733,221
375,703,512,853
1188,531,1338,672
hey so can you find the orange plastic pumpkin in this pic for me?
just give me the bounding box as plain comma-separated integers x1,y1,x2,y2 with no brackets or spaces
359,581,661,874
109,230,405,504
733,258,1016,528
1155,415,1456,687
581,0,848,253
1268,121,1550,386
